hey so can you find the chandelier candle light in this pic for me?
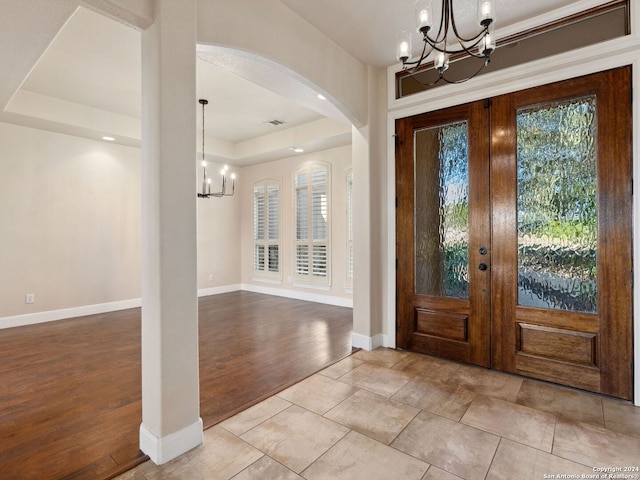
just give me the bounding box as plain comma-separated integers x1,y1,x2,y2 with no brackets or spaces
397,0,496,84
197,98,235,198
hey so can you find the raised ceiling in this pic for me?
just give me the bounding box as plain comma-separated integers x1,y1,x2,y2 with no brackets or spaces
0,0,600,164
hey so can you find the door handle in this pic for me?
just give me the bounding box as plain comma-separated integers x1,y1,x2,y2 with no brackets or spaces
478,263,488,271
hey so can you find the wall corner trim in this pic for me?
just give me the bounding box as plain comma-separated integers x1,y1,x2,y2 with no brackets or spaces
139,418,203,465
351,333,389,351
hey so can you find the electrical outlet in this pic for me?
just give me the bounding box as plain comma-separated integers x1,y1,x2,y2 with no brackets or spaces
287,276,292,284
25,294,35,304
208,273,214,281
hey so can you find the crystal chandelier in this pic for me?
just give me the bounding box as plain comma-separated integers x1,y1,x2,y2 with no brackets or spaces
197,99,235,198
396,0,496,84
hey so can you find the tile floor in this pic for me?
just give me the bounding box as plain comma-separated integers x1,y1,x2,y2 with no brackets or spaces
116,348,640,480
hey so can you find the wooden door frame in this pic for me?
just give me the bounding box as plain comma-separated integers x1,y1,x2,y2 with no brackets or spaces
395,101,491,366
394,67,633,399
385,37,640,405
490,67,633,399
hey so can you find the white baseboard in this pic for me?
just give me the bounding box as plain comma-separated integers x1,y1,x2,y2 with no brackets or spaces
241,283,353,308
351,333,389,350
197,284,241,297
0,283,351,330
0,298,142,330
140,418,203,465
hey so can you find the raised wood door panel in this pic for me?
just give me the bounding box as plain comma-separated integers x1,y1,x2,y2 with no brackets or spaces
490,67,633,399
396,101,491,367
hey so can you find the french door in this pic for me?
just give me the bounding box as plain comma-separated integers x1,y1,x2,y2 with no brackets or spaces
396,67,633,399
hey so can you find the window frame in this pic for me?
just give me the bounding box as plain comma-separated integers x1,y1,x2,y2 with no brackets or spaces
252,178,281,281
293,162,331,287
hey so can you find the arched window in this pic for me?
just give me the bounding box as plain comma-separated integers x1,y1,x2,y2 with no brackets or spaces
294,162,330,285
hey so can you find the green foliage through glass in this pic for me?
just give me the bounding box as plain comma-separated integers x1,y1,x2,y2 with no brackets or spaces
517,96,598,313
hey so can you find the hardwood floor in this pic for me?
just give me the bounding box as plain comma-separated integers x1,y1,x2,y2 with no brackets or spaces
0,291,353,480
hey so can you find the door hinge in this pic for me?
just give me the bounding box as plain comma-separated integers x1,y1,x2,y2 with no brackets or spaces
396,258,399,270
395,196,398,208
484,98,492,109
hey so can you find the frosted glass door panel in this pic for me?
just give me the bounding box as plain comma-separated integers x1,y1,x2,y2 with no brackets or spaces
516,96,597,313
415,121,469,299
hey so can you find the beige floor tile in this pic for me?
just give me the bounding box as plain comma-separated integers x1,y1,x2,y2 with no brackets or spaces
113,468,150,480
351,348,409,368
240,405,349,473
221,396,292,436
553,418,640,467
276,373,358,414
143,426,263,480
392,410,500,480
338,363,413,397
318,356,364,379
461,395,556,452
324,389,419,444
487,438,593,480
302,430,429,480
446,364,523,402
421,466,464,479
231,456,303,480
392,377,475,421
516,379,604,426
603,398,640,439
392,353,462,383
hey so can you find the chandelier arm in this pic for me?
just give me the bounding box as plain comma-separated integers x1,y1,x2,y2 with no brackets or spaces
410,56,490,88
449,1,490,43
425,37,487,56
440,57,491,84
402,40,432,72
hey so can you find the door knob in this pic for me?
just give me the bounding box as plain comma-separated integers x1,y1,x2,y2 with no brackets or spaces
479,247,487,255
478,263,488,271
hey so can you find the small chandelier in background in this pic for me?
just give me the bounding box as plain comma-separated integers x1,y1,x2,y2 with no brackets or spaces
197,98,235,198
396,0,496,85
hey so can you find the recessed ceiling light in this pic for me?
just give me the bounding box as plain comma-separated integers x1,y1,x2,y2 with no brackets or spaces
102,136,115,141
290,147,304,153
317,94,326,100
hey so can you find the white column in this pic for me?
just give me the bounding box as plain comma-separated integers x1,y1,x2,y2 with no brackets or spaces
139,0,202,464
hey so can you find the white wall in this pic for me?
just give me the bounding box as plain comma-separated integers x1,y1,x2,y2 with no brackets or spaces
197,160,241,290
0,122,141,318
0,121,347,326
0,123,242,326
239,145,353,306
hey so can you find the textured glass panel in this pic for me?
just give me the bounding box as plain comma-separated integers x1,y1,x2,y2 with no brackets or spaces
415,121,469,299
517,96,597,313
